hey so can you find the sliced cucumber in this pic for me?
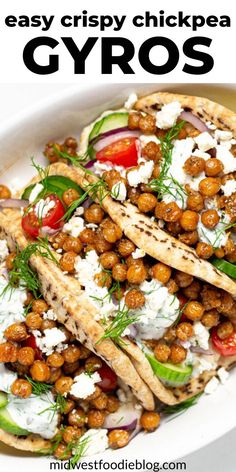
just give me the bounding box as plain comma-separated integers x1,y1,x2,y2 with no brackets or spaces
211,258,236,279
0,405,30,436
22,175,84,201
146,354,193,385
88,112,129,142
0,392,8,408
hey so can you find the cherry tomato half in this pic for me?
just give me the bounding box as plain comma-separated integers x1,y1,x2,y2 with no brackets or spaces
22,335,42,360
211,327,236,357
96,363,118,392
22,194,65,238
96,137,139,168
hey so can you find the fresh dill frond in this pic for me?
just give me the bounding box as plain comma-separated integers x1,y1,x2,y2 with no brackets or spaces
39,393,67,417
25,376,52,396
31,157,49,181
53,146,94,174
162,393,202,417
68,437,90,468
98,305,140,345
63,178,109,221
212,221,236,249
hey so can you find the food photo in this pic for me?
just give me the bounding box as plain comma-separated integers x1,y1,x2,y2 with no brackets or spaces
0,85,236,469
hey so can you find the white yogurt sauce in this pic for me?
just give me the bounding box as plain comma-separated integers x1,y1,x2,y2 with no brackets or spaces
0,275,27,342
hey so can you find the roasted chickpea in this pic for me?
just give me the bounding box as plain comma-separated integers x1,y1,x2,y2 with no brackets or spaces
154,342,171,363
84,204,104,224
175,271,193,288
5,253,16,271
79,345,91,360
137,193,157,213
0,184,11,199
48,367,62,384
62,345,81,363
59,251,77,272
127,263,147,285
166,221,182,236
112,263,127,282
68,408,87,427
62,188,80,207
0,342,18,362
217,321,234,340
63,361,80,375
118,239,136,257
186,193,204,212
178,231,199,246
63,399,75,415
142,141,162,161
25,312,42,330
44,142,60,163
102,222,122,244
128,112,141,130
108,430,130,449
169,344,187,364
64,136,78,149
176,322,194,341
103,169,122,190
94,231,112,253
183,280,201,299
55,376,73,394
32,299,48,314
30,360,50,382
214,248,225,259
85,355,103,373
87,410,106,428
199,177,221,197
79,228,95,245
205,158,224,177
140,412,160,432
127,187,141,205
184,156,205,176
201,210,220,229
184,301,204,321
196,242,214,260
11,379,32,399
100,251,119,269
125,289,145,309
152,163,160,179
91,392,108,410
62,426,82,445
155,201,182,222
151,262,171,284
54,443,72,461
139,114,156,134
201,310,220,328
62,236,83,254
86,385,102,401
166,278,179,294
163,327,176,343
107,396,120,413
47,352,65,368
113,286,126,301
180,210,199,231
51,232,68,249
41,319,57,331
4,323,28,342
17,347,35,366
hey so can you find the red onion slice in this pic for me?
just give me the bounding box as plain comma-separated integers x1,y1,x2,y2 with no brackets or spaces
89,126,136,145
190,346,214,355
180,111,209,133
93,130,140,153
40,226,60,237
103,402,142,431
0,198,29,209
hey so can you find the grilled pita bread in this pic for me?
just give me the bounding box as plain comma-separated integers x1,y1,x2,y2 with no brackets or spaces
0,430,51,453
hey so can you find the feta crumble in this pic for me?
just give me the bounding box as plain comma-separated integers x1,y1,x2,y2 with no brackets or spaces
127,161,154,188
94,160,126,178
214,130,233,142
221,180,236,196
140,134,160,147
0,239,9,262
204,376,219,394
156,101,182,130
34,198,55,218
63,216,84,238
80,429,108,456
43,309,57,321
111,181,127,202
33,328,66,356
216,145,236,174
70,372,101,399
29,183,44,203
191,322,210,351
132,248,146,259
124,93,138,109
194,132,217,152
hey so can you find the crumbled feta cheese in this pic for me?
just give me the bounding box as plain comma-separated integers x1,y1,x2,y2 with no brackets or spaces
34,198,55,218
74,207,84,216
124,93,138,109
94,160,126,178
156,101,182,129
217,367,229,384
206,121,217,130
215,130,233,142
29,183,44,203
192,149,211,160
204,376,219,394
63,216,84,237
127,161,154,188
70,372,101,399
192,322,210,351
80,429,108,456
133,279,179,340
0,239,9,262
216,145,236,174
194,132,217,152
140,134,160,147
86,223,98,229
33,328,66,356
111,181,127,202
43,309,57,321
221,180,236,196
132,248,146,259
197,212,229,248
0,364,17,392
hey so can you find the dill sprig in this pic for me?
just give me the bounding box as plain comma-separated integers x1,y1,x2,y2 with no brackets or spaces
162,393,202,417
63,178,109,221
68,437,90,468
25,376,52,396
3,238,58,297
39,393,67,417
98,305,140,346
53,146,94,174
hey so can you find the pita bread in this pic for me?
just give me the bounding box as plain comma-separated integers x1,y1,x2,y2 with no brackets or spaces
0,430,51,453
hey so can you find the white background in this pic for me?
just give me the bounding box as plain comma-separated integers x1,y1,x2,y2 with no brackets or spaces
0,82,235,471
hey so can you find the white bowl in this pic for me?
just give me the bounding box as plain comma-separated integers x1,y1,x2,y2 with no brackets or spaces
0,83,236,471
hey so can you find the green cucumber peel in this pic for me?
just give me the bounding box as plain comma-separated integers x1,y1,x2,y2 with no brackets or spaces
88,112,129,142
0,392,8,408
211,258,236,279
21,175,84,201
146,354,193,384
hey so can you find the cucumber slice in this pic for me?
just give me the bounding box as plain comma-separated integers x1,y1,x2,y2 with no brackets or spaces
0,392,8,408
0,406,30,436
22,175,84,201
89,112,129,142
211,258,236,279
146,354,193,385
